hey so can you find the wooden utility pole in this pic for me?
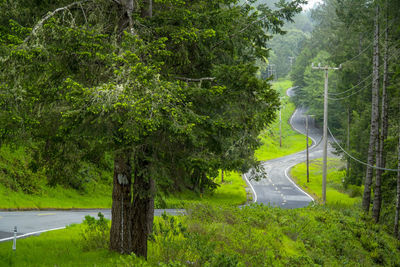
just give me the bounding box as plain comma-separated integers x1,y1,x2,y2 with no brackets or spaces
279,109,282,147
306,115,310,183
312,63,341,204
289,56,295,71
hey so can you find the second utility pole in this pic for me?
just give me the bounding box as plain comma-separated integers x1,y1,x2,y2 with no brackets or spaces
311,63,341,204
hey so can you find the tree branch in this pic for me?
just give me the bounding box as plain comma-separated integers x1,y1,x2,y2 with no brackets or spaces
24,0,90,42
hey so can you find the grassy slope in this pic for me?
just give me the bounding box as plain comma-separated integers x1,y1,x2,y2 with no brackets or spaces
1,204,399,266
290,158,362,206
0,145,112,209
255,80,310,161
160,171,247,208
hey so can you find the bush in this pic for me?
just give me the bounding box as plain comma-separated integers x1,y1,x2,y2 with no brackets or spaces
80,212,110,251
346,184,363,198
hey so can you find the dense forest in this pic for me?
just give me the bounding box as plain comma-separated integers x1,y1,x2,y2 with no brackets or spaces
290,0,400,232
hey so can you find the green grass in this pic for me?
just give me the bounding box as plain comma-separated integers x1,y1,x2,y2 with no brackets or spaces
1,204,399,266
159,171,248,208
0,223,123,266
255,79,311,161
0,145,112,210
0,183,112,210
290,158,362,206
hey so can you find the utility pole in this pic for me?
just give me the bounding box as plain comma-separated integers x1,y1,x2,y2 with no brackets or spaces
279,109,282,147
268,64,277,80
306,115,309,183
312,63,341,204
289,56,295,71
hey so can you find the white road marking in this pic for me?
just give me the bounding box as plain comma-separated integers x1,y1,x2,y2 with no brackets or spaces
0,227,66,242
284,165,314,202
37,213,56,216
243,173,257,203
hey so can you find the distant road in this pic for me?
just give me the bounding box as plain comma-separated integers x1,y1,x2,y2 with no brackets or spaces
245,87,335,208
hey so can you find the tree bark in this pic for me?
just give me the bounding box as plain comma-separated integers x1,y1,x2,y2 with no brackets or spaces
141,0,152,18
110,151,133,254
395,121,400,239
372,4,389,222
131,152,154,259
362,5,380,213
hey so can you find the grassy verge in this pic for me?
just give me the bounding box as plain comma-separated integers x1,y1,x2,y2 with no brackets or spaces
0,145,112,210
290,158,362,206
158,171,248,208
0,184,112,210
1,204,399,266
255,79,311,161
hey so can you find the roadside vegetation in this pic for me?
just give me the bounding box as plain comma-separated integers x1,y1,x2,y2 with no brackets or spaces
0,144,247,209
290,158,362,206
255,79,311,161
1,204,399,266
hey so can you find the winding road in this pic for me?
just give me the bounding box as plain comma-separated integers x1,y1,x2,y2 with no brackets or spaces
245,87,335,208
0,87,334,242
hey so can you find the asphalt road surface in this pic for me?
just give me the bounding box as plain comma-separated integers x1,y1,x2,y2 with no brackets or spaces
0,209,183,242
0,87,333,242
244,87,335,208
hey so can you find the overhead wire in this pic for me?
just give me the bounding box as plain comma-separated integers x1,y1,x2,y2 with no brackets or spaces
339,17,396,66
328,126,399,172
327,45,400,101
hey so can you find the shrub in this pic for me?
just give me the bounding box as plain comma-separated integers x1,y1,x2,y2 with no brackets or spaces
80,212,110,251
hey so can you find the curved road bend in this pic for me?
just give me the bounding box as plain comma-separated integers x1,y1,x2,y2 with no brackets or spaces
0,87,333,241
244,87,335,209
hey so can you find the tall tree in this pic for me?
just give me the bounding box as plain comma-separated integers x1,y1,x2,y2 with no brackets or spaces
0,0,304,258
362,4,380,213
372,1,389,222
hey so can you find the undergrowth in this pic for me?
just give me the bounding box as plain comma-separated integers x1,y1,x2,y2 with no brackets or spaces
1,204,399,266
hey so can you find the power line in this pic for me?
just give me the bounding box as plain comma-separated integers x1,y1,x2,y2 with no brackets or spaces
328,72,372,96
339,17,396,66
328,45,400,100
328,126,400,172
328,77,372,100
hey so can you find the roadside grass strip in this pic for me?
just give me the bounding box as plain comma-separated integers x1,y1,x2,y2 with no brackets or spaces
290,158,361,206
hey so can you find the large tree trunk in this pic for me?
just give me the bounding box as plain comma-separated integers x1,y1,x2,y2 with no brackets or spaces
110,151,133,254
362,5,380,213
131,152,154,259
372,4,389,222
